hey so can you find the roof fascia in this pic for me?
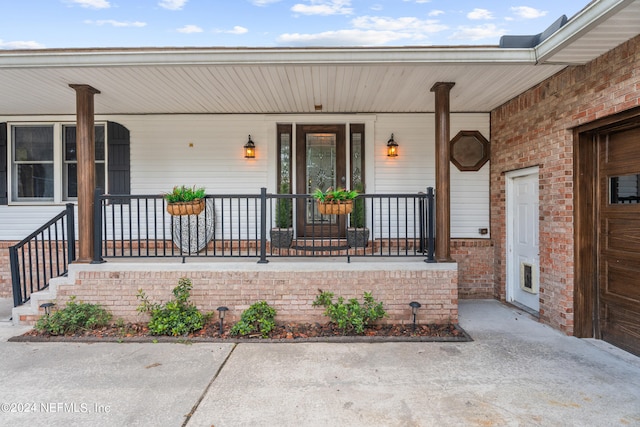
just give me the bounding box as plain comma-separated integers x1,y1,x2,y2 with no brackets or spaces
0,47,537,69
535,0,635,64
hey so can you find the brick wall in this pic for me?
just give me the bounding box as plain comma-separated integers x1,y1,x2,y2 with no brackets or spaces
451,239,495,299
2,237,490,307
52,262,458,325
490,35,640,334
0,241,17,298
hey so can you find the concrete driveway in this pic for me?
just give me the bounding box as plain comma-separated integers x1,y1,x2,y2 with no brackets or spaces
0,299,638,427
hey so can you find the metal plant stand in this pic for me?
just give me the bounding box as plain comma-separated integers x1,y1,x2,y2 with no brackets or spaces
171,199,215,254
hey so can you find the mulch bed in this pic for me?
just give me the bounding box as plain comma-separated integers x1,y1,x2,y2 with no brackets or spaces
10,320,472,343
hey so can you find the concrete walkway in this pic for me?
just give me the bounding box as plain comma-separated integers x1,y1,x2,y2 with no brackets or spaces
0,300,638,426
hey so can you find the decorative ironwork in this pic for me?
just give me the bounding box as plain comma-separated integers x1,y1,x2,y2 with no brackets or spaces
171,199,215,254
93,189,436,261
9,204,75,307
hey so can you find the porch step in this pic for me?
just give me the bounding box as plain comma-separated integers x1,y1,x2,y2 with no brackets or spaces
11,275,69,326
0,298,13,323
293,244,349,251
289,238,350,253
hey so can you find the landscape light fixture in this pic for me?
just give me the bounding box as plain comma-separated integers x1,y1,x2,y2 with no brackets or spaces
244,135,256,158
40,302,55,316
387,133,398,157
217,306,229,335
409,301,421,332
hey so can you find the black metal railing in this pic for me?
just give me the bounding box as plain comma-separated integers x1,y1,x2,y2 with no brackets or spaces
9,204,76,307
94,187,435,262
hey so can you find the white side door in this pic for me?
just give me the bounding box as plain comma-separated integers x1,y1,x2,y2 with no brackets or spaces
506,167,540,312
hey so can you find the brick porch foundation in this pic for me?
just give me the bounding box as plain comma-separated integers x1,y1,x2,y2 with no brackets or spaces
40,259,458,326
451,239,495,299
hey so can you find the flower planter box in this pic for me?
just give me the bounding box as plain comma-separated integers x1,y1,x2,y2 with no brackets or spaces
166,199,205,216
317,200,353,215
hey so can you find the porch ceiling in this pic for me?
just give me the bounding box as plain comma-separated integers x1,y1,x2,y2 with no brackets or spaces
0,59,566,116
0,0,637,117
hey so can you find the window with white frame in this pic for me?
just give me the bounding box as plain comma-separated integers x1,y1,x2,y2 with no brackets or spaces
10,123,106,203
63,125,105,200
12,125,55,201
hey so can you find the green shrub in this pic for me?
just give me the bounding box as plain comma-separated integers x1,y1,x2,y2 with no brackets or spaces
350,182,366,228
136,277,208,336
275,181,292,228
312,290,386,334
34,296,112,335
230,301,277,338
163,185,206,203
312,187,358,203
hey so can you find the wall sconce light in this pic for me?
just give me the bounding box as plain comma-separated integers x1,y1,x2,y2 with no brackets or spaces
244,135,256,158
217,306,228,335
387,133,398,157
409,301,421,332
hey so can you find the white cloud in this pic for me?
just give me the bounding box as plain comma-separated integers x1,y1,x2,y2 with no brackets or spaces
352,16,447,33
467,8,494,20
278,16,448,46
232,26,249,34
0,39,46,49
214,26,249,35
66,0,110,9
85,19,147,27
177,25,203,34
291,0,353,16
428,10,444,17
159,0,188,10
278,29,413,46
370,4,383,11
251,0,281,5
450,24,503,41
511,6,547,19
228,26,249,35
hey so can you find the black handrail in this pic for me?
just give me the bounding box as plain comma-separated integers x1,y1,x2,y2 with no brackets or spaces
9,204,76,307
95,187,435,261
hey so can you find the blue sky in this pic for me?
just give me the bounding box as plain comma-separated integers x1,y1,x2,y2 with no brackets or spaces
0,0,590,49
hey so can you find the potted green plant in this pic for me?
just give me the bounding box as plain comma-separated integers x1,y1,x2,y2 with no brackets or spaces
347,182,369,248
312,186,358,215
271,182,293,248
164,185,206,216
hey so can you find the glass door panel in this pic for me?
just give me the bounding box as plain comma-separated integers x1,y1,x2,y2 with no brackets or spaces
306,133,337,225
295,124,346,238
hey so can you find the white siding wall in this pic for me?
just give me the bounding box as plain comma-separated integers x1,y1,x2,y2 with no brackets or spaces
124,114,269,195
1,113,489,240
450,114,490,238
0,205,77,241
374,113,490,238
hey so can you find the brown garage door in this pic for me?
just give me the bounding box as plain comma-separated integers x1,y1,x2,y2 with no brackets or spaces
598,125,640,356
